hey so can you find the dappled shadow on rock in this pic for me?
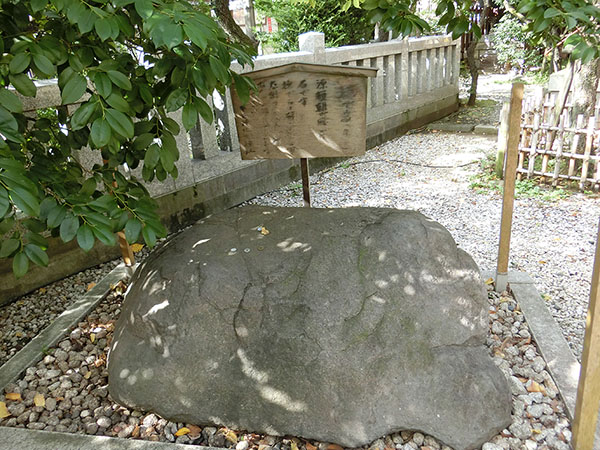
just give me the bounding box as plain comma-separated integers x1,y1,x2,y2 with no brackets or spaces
108,206,511,450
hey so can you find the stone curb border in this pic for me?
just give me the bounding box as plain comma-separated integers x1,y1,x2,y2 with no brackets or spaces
0,263,134,392
426,123,498,135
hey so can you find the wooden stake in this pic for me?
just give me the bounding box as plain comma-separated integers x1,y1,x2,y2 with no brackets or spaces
300,158,311,207
572,219,600,450
495,83,524,292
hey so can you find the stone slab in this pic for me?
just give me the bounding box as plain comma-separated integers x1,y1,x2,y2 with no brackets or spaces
0,427,204,450
0,264,133,392
427,123,475,132
473,125,498,135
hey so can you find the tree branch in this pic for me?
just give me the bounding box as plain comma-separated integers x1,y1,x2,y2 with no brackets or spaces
211,0,258,50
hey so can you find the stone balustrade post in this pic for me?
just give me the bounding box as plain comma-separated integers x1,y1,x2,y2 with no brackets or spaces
299,32,326,64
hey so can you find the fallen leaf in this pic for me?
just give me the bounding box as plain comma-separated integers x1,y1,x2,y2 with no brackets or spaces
186,424,202,437
527,380,545,393
87,282,96,291
33,394,45,407
5,393,21,401
175,427,190,437
56,397,64,401
291,441,299,450
0,402,9,418
131,425,140,438
260,227,270,236
306,443,317,450
84,371,92,379
38,288,47,294
14,332,23,338
532,429,541,434
131,243,144,253
538,260,546,264
90,333,96,343
484,277,494,285
327,445,343,450
223,429,238,444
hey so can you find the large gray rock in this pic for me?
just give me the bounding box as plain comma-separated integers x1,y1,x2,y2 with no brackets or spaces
108,206,511,450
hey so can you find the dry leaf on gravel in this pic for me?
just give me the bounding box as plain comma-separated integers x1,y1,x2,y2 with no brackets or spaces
175,427,190,437
33,394,45,407
131,243,144,253
5,393,21,401
327,445,343,450
186,424,202,437
0,402,9,418
306,443,317,450
223,429,238,444
291,441,299,450
90,333,96,343
87,282,96,291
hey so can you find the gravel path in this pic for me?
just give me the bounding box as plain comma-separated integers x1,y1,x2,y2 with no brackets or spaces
0,283,573,449
246,130,600,361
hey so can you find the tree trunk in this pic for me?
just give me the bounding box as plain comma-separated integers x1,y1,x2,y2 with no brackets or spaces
211,0,258,50
572,58,600,119
466,36,480,106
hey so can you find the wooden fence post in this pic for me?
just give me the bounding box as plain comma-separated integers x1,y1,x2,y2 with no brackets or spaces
572,218,600,449
495,83,524,292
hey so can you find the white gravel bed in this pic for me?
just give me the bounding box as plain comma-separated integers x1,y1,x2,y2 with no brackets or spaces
246,130,600,361
0,280,571,449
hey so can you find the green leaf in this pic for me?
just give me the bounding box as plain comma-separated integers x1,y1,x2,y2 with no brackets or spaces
33,53,55,76
543,8,561,18
135,0,153,19
95,72,113,97
47,204,67,228
232,73,250,105
182,102,198,131
9,53,31,74
24,244,49,267
80,177,97,196
183,22,208,50
91,118,111,147
124,217,142,242
195,97,213,124
106,92,130,113
0,89,23,113
165,88,187,112
95,17,112,41
78,8,97,33
13,252,29,279
133,133,154,151
209,56,230,84
77,224,95,252
581,45,597,64
0,186,9,217
105,108,134,138
60,214,80,242
92,224,117,246
145,143,160,168
0,239,19,258
0,106,19,138
9,73,36,97
62,73,87,104
142,225,157,247
148,15,183,50
71,101,97,130
31,0,49,12
107,70,132,90
10,187,40,217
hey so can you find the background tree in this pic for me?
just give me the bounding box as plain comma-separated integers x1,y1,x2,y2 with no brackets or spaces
255,0,376,52
0,0,255,278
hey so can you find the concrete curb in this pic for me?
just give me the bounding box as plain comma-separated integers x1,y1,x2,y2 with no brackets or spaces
0,427,218,450
0,263,134,392
426,122,499,135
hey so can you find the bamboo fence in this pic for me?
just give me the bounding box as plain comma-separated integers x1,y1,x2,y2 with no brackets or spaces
509,89,600,190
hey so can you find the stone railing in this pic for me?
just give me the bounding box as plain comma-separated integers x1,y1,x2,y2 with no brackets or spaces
3,32,460,301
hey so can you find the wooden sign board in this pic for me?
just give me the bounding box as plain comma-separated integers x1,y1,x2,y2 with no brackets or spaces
231,63,377,160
